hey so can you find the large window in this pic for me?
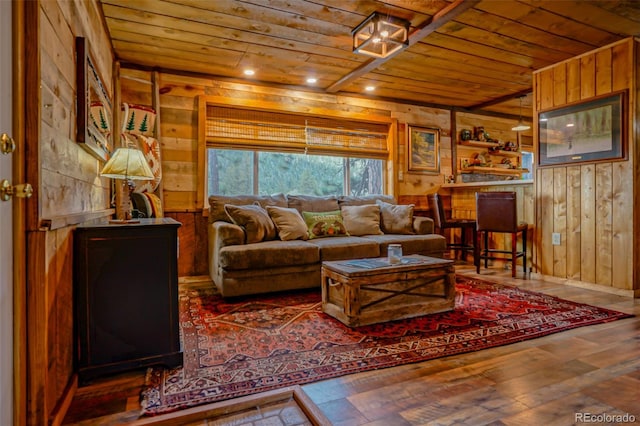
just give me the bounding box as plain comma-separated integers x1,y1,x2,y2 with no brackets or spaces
208,149,383,196
202,103,391,199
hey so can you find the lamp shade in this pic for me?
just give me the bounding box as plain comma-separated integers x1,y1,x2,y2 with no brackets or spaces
511,96,531,132
511,123,531,131
100,147,154,180
352,12,410,58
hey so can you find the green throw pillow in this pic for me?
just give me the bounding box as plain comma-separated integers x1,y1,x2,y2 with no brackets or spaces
302,210,349,239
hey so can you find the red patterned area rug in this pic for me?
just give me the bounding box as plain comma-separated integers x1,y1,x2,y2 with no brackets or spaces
141,276,631,415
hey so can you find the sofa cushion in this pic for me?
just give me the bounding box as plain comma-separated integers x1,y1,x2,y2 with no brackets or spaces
340,204,383,236
219,240,319,270
287,194,339,213
339,194,396,207
376,200,415,235
224,204,277,244
302,210,348,239
362,234,445,256
209,194,287,223
266,205,309,241
306,236,380,261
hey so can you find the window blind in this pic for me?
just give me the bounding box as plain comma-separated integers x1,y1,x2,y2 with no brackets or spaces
205,106,390,159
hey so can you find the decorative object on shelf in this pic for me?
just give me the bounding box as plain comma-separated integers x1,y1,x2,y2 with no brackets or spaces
100,143,155,222
538,91,626,167
511,96,531,132
76,36,112,161
474,126,486,141
408,125,440,173
460,129,472,141
352,11,410,58
471,151,489,167
503,141,518,151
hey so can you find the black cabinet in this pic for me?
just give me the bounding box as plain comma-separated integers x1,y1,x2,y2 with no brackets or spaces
74,218,182,381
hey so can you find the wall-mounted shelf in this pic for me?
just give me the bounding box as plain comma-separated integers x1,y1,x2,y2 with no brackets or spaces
459,140,500,148
461,166,528,176
459,141,520,157
490,150,520,158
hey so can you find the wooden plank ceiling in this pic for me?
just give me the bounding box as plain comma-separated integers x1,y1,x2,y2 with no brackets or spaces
99,0,640,120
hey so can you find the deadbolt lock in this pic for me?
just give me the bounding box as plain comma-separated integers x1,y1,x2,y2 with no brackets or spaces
1,133,16,154
0,179,33,201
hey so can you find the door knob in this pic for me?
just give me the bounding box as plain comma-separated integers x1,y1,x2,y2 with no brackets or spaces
0,179,33,201
1,133,16,154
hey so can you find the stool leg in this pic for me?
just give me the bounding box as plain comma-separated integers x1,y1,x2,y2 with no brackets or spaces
523,227,528,276
472,228,478,267
475,230,481,274
484,232,489,269
511,231,517,278
460,227,467,260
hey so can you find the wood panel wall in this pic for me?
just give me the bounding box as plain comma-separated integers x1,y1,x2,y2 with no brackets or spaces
119,70,457,276
25,1,115,424
533,38,638,295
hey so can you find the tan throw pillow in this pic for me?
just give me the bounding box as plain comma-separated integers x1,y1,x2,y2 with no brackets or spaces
266,206,309,241
376,200,415,235
224,204,276,244
302,210,349,239
341,204,383,236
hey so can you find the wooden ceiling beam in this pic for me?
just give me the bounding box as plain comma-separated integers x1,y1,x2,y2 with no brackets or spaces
466,88,533,110
325,0,481,93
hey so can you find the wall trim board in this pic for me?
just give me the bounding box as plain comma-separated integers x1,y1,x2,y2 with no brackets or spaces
38,209,115,230
199,95,394,124
530,272,638,298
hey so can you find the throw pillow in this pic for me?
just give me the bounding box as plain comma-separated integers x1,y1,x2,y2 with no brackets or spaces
224,204,277,244
302,210,349,239
376,200,415,235
287,194,339,214
341,204,383,236
266,206,309,241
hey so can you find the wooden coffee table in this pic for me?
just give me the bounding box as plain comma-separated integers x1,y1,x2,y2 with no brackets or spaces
321,255,455,327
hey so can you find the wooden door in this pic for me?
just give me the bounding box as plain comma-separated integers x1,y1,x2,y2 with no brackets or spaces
0,1,14,424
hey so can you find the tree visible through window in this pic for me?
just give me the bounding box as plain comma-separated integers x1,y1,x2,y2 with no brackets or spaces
208,149,383,196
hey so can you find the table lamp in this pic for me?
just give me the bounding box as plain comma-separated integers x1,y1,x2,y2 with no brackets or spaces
100,146,155,223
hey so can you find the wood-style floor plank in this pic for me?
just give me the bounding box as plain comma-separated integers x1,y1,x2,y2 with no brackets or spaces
62,266,639,425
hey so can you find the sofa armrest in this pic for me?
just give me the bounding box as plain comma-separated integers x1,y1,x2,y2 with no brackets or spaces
210,221,245,247
208,221,245,286
413,216,435,234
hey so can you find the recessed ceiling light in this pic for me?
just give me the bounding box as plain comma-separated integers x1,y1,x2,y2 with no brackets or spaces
306,77,317,84
243,69,255,76
365,86,375,91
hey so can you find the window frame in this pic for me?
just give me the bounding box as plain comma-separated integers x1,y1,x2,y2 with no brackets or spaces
197,95,396,211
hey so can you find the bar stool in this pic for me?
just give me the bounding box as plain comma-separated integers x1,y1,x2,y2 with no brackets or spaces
475,191,528,277
427,193,476,263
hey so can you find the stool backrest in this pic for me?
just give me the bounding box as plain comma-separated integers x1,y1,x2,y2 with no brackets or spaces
427,193,446,229
476,191,518,232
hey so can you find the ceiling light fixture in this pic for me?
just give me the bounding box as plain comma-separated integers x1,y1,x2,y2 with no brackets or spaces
511,96,531,132
243,69,255,76
365,86,375,91
352,11,410,59
306,77,317,84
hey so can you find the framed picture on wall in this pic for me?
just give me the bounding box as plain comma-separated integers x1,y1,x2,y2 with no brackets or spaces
76,36,112,162
408,125,440,173
538,91,626,167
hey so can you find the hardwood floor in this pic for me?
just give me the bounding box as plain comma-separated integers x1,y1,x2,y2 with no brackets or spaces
62,266,640,425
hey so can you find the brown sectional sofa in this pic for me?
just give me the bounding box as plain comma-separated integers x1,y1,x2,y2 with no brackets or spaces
208,194,446,297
